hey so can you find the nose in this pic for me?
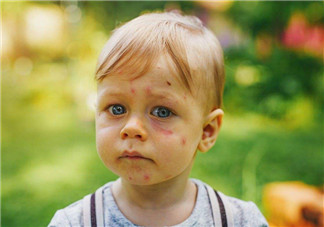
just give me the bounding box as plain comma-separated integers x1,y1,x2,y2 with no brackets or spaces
120,117,148,141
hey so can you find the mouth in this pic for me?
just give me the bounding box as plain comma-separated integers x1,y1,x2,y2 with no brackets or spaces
120,151,153,161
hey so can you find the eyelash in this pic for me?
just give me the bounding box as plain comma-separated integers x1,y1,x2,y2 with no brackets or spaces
106,104,175,119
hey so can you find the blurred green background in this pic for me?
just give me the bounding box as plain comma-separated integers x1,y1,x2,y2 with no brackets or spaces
2,1,323,226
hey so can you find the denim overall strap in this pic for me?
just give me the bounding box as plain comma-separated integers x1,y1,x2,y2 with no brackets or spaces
205,184,234,227
83,187,104,227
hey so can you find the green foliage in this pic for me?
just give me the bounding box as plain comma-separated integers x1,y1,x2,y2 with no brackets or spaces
223,1,323,119
224,44,323,118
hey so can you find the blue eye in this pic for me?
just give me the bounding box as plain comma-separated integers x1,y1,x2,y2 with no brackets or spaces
151,106,172,118
108,104,126,115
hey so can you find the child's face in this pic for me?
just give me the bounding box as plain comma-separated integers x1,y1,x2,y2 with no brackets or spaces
96,56,206,185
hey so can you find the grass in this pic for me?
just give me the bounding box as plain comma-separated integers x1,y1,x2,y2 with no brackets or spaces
2,102,323,227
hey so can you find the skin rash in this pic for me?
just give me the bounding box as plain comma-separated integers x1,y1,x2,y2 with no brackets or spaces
182,138,186,145
144,174,150,181
95,55,222,195
145,86,152,95
150,118,174,136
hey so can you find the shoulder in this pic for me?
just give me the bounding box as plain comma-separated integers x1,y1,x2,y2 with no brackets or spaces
48,181,113,227
222,193,269,227
48,199,83,227
192,179,268,227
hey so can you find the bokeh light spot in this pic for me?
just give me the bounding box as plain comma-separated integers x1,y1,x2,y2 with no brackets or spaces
235,65,260,86
13,57,33,76
64,5,82,23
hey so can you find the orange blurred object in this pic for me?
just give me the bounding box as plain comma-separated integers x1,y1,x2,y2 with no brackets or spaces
263,182,324,227
256,33,273,60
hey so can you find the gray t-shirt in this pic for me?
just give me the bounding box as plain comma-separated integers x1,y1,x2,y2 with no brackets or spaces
48,179,268,226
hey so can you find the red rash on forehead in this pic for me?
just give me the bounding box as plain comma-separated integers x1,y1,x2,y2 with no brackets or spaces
145,86,152,95
182,138,186,145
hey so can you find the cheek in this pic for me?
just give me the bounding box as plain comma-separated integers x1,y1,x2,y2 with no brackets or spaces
97,125,119,141
96,126,120,158
149,120,188,148
143,174,150,181
150,120,173,136
160,128,173,136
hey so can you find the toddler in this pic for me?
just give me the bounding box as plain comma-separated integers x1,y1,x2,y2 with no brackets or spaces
49,11,268,227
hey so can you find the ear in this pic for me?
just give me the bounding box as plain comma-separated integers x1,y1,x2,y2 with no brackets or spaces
198,108,224,153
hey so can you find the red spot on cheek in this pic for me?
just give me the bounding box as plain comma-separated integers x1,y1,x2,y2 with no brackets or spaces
151,121,173,136
144,175,150,181
182,138,186,145
146,86,151,95
167,81,171,86
128,176,133,181
131,88,136,94
162,129,173,135
183,95,187,100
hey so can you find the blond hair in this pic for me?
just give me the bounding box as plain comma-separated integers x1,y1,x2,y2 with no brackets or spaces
95,11,225,111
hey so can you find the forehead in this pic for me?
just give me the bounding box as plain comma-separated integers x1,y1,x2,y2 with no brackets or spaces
97,55,189,93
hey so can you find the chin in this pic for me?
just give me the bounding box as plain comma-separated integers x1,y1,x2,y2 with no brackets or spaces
123,174,168,186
